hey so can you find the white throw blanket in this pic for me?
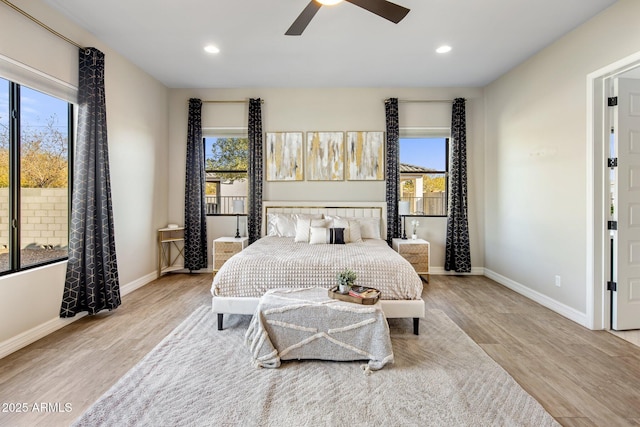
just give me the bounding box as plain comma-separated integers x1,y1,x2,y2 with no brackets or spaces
245,288,394,373
213,236,423,300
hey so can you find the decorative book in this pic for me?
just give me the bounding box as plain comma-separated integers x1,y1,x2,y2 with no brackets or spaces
328,286,380,305
348,285,380,299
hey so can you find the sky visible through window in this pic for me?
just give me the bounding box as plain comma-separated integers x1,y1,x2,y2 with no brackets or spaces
205,137,217,163
0,78,68,138
400,138,446,171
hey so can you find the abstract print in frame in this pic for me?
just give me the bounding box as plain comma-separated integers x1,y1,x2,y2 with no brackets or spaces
306,131,344,181
346,131,385,180
266,132,304,181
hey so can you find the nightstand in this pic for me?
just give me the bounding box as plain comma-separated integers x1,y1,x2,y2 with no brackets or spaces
213,237,248,274
392,238,430,282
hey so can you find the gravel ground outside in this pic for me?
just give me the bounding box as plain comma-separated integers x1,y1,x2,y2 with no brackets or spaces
0,248,68,271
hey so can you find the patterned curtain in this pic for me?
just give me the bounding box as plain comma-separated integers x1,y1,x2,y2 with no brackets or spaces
385,98,400,245
445,98,471,272
184,98,208,271
247,99,263,244
60,48,120,318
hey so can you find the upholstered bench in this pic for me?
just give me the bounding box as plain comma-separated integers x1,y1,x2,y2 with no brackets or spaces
245,287,393,372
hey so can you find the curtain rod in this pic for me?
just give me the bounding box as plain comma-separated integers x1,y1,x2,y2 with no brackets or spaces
1,0,85,50
203,100,264,104
385,98,453,104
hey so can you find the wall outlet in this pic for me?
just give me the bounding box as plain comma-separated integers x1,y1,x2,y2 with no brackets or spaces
555,275,561,287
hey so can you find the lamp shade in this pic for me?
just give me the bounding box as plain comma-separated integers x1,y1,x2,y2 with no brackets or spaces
398,201,410,216
232,200,245,214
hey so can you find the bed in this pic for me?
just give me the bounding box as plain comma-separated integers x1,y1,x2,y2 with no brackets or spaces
211,202,425,334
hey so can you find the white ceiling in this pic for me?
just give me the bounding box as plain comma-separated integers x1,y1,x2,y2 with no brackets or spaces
42,0,618,89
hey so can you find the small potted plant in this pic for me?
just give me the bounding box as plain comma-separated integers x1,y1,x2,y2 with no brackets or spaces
337,268,357,294
411,219,420,240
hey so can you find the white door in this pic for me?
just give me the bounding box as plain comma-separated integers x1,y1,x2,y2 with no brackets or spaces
613,77,640,330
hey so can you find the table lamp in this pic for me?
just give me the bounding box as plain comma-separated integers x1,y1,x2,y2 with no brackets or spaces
398,201,410,240
233,200,244,238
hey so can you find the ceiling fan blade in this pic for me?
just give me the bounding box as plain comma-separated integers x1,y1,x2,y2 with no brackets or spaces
345,0,410,24
285,1,322,36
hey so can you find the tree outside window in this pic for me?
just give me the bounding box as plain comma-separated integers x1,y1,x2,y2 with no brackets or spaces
204,136,248,215
0,78,71,273
399,136,448,216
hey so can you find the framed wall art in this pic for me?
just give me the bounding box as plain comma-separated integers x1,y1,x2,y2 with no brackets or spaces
265,132,304,181
346,131,385,180
306,131,344,181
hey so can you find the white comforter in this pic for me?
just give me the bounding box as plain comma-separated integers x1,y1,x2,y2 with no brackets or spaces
211,236,423,300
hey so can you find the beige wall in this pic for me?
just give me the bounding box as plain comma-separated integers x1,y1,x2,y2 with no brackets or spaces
0,0,170,347
484,0,640,323
168,87,485,273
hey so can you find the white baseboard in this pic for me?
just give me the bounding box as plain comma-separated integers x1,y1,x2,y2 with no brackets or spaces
484,268,588,327
430,266,485,275
120,271,157,296
0,314,88,359
0,270,157,360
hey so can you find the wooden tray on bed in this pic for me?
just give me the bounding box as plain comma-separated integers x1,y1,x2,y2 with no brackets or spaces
328,286,380,305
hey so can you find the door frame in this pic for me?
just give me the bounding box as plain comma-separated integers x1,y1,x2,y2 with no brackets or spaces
587,50,640,330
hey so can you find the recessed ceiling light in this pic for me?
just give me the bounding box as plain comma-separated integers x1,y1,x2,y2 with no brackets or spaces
204,45,220,54
436,45,452,54
318,0,343,5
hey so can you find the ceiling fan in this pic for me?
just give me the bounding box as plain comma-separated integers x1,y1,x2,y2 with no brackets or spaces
285,0,410,36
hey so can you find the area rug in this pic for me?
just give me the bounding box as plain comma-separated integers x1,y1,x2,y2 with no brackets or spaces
73,307,559,427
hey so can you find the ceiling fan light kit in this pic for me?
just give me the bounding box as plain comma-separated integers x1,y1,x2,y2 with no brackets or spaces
285,0,410,36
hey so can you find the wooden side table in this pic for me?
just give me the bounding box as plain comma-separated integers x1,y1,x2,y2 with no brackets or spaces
157,227,184,278
213,237,248,274
392,238,430,282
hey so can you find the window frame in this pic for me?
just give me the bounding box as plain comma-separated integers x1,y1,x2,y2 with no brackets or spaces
0,78,74,276
203,129,249,217
399,129,450,218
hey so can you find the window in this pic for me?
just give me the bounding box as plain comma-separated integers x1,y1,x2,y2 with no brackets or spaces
399,135,449,216
204,136,248,215
0,77,73,274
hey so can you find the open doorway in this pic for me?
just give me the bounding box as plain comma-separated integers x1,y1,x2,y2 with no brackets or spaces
588,52,640,348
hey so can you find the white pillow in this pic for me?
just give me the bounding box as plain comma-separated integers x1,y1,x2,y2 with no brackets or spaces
309,226,327,245
295,218,326,242
347,220,362,242
276,214,297,237
356,217,381,240
266,214,279,236
265,213,296,237
329,216,381,240
323,214,344,228
333,218,362,243
266,213,322,237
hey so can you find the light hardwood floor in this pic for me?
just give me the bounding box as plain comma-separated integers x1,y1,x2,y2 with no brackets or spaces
610,329,640,348
0,274,639,426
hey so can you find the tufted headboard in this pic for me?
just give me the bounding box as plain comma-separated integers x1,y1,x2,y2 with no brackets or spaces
261,201,387,240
